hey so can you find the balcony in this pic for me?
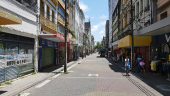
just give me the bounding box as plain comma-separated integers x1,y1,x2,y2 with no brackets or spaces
40,13,57,33
51,0,58,5
157,0,170,9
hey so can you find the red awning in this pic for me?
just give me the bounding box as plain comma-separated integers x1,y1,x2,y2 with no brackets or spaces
39,32,76,42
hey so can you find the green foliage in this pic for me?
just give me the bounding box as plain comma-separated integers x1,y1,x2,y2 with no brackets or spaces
94,42,101,50
31,72,36,75
71,36,76,39
80,9,83,12
0,26,3,31
5,81,11,85
63,72,69,74
71,30,75,33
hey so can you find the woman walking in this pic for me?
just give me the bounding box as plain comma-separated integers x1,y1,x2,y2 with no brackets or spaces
140,59,147,78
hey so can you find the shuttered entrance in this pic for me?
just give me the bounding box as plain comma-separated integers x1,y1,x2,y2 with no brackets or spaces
41,47,54,69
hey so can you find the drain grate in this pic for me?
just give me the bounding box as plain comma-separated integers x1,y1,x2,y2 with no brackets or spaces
88,74,98,77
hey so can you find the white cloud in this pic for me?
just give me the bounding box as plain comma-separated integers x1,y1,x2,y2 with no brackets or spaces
91,21,106,33
99,29,105,34
79,2,89,12
99,15,107,19
91,17,95,19
85,15,89,18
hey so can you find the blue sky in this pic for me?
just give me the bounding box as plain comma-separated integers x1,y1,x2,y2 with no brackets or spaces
79,0,109,44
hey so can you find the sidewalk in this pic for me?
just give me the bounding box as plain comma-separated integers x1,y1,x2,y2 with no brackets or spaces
106,57,170,96
0,58,83,96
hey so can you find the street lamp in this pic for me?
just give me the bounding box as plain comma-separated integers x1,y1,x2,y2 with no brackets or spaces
64,0,68,73
130,0,134,71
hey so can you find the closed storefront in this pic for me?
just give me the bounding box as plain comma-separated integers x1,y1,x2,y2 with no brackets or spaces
39,38,57,71
41,48,54,69
0,32,34,82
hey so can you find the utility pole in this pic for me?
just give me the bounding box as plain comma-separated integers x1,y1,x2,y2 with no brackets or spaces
130,0,134,71
64,0,68,73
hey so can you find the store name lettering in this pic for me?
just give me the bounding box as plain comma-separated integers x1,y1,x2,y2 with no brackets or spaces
48,41,53,47
165,34,170,42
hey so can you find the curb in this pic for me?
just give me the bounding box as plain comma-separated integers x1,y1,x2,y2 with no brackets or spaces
2,58,83,96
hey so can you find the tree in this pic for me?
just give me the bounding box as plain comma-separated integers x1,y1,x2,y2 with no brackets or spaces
94,42,101,50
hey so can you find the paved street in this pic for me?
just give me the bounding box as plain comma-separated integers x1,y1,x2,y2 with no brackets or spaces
27,53,162,96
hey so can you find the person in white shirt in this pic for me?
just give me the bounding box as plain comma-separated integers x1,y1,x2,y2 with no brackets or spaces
125,56,130,76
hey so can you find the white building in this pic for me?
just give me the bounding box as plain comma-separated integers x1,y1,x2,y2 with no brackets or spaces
0,0,38,82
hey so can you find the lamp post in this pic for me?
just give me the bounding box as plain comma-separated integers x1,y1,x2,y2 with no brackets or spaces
64,0,68,73
130,0,134,71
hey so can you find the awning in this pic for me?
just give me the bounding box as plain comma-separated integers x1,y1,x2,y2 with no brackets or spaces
39,33,76,42
0,9,22,25
118,35,151,48
135,16,170,36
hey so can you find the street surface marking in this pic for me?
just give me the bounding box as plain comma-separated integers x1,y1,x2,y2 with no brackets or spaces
52,73,61,78
35,80,51,89
67,60,82,70
20,93,30,96
88,74,98,77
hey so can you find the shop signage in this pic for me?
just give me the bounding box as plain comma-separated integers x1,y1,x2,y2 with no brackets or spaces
40,38,57,48
156,33,170,44
0,54,32,68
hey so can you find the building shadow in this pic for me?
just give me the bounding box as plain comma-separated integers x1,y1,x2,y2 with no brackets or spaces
0,91,7,95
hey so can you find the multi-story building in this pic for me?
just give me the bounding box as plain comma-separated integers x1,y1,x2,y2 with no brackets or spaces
0,0,38,82
108,0,118,50
136,0,170,68
85,21,91,54
105,20,109,54
111,0,120,56
118,0,152,69
101,37,106,49
91,35,95,52
69,0,85,58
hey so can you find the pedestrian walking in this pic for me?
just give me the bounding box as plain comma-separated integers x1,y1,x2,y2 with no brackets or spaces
125,56,130,76
140,59,147,78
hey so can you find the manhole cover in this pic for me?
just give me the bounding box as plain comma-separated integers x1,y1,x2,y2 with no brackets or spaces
156,85,170,91
88,74,98,77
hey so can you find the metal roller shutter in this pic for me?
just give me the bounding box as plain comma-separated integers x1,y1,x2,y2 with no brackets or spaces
41,47,54,68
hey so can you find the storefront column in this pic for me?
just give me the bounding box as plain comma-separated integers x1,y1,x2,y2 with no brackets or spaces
34,37,39,72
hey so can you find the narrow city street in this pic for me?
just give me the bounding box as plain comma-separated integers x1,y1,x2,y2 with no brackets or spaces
26,53,162,96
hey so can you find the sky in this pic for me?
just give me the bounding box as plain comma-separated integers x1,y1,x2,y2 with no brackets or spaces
79,0,109,44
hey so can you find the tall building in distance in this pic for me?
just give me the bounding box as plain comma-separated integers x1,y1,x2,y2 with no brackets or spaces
108,0,118,51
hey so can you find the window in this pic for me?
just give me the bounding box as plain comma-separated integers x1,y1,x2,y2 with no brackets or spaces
57,23,65,34
0,41,5,55
141,0,143,12
136,2,139,16
52,10,55,23
161,12,167,20
6,42,18,55
47,5,50,19
40,0,44,14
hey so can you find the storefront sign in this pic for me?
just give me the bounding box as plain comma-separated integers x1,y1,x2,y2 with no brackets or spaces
156,33,170,44
39,38,57,48
0,54,32,68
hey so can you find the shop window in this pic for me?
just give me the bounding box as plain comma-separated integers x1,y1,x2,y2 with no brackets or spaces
161,12,167,20
0,41,5,55
6,42,19,55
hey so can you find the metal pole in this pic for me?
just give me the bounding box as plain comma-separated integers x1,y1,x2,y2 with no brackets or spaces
131,0,134,71
64,0,67,73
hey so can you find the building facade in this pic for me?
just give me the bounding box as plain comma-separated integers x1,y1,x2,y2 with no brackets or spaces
105,20,109,54
135,0,170,74
0,0,38,82
108,0,118,50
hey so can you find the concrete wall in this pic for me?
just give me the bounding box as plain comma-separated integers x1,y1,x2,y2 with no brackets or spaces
0,0,39,72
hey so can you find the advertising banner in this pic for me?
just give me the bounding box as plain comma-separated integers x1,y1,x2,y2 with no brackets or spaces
0,54,32,68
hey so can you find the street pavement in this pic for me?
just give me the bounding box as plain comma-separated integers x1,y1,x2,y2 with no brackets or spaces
25,53,162,96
